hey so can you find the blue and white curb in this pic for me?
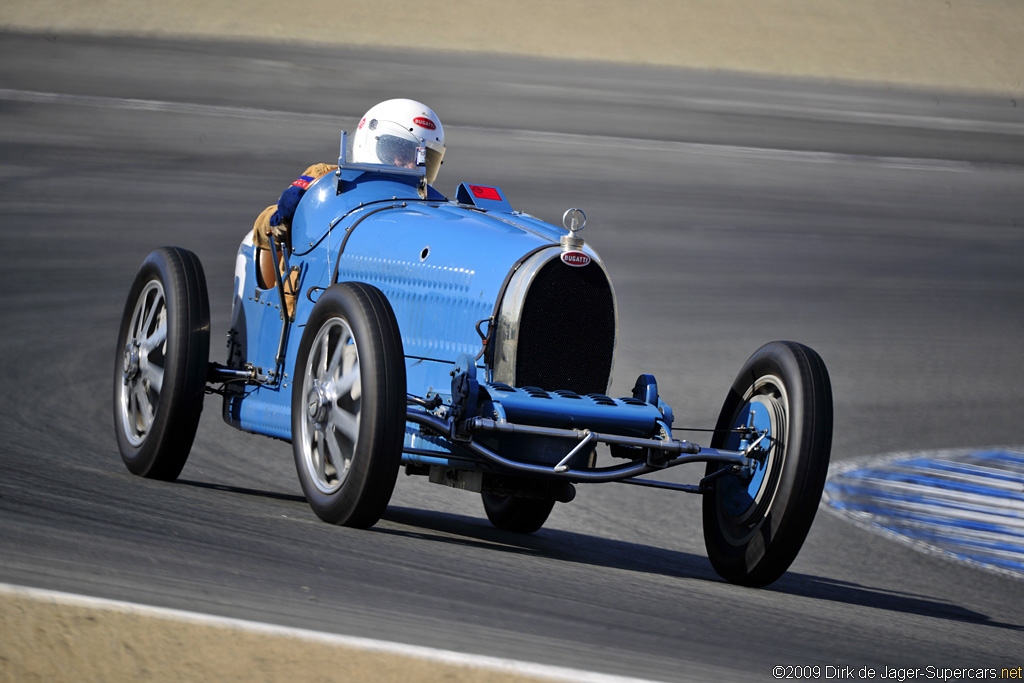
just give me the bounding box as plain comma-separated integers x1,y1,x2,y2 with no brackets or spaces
823,447,1024,579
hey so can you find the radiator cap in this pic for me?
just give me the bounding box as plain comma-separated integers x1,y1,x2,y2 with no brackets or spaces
560,207,586,250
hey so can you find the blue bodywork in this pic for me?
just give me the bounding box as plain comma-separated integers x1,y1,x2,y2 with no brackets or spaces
224,166,607,445
219,159,754,487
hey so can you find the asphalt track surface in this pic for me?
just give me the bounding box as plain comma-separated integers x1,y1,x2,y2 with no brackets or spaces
2,33,1023,681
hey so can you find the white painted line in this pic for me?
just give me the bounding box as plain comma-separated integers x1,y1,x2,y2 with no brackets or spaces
2,88,1019,173
0,87,341,124
479,127,999,173
0,582,660,683
504,82,1024,136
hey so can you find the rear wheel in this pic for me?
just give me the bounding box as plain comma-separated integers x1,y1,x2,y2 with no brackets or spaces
702,341,832,586
113,247,210,480
292,282,405,527
482,494,556,534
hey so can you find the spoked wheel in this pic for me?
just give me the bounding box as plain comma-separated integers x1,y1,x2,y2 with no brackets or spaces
702,341,832,586
482,493,556,534
113,247,210,480
292,282,405,528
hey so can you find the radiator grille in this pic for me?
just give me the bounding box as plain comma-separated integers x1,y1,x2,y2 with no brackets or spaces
514,260,615,395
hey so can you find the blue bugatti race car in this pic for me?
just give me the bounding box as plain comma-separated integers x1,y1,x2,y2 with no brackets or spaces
114,127,833,587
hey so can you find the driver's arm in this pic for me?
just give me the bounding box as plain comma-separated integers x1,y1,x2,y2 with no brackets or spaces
253,163,339,250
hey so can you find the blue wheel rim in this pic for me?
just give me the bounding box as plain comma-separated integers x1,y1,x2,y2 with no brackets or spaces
719,394,783,520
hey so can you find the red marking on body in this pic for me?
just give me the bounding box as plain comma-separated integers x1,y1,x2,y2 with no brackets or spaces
470,185,501,201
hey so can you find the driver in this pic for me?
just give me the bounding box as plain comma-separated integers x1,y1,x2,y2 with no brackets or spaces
252,99,446,302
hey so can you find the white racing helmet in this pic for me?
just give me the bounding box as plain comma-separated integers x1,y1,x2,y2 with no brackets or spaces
352,99,446,184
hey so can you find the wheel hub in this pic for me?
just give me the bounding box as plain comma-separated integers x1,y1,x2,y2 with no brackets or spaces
306,381,331,427
122,342,140,383
721,395,783,519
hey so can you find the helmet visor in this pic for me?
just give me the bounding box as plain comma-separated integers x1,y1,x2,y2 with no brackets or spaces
374,134,445,184
375,134,418,169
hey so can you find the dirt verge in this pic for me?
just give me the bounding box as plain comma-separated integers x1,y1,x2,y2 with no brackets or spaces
2,0,1022,95
0,584,626,683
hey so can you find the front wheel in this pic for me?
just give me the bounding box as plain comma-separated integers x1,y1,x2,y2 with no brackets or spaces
113,247,210,480
291,282,406,528
702,341,832,586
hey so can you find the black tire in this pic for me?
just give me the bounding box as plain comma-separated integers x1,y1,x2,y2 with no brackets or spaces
292,282,405,527
702,341,832,586
482,494,556,534
113,247,210,481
